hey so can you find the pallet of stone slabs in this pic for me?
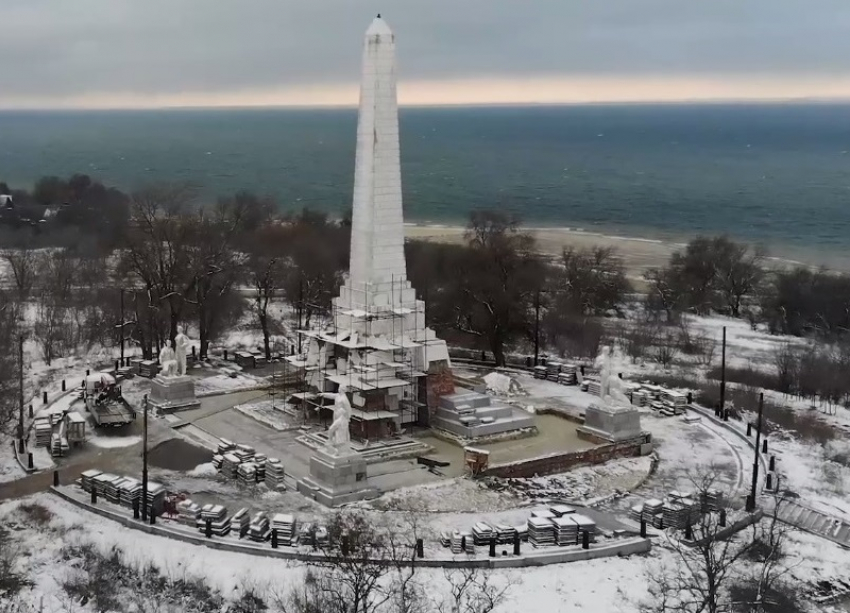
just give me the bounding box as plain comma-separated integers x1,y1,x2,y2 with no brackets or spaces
80,470,102,493
471,522,495,546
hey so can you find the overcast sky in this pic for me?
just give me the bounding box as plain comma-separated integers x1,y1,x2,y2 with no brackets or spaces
2,0,850,108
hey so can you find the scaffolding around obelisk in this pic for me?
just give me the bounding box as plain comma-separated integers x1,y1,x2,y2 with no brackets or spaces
286,15,453,442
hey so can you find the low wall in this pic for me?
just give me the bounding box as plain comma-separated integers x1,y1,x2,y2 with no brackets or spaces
50,487,650,569
481,434,650,479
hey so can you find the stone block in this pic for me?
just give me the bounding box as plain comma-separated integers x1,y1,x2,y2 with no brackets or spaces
148,375,200,413
296,448,377,507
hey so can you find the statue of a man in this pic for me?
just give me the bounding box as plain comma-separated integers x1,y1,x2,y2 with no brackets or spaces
174,326,190,377
159,345,177,377
326,386,352,454
595,345,631,407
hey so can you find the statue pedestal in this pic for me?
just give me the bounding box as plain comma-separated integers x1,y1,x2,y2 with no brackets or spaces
148,375,200,413
577,402,643,443
296,447,378,507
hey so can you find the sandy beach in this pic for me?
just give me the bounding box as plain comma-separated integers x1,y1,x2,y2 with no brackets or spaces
406,224,681,280
405,224,848,279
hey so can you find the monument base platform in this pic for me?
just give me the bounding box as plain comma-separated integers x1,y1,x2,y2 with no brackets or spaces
296,448,378,507
148,375,200,413
576,403,642,443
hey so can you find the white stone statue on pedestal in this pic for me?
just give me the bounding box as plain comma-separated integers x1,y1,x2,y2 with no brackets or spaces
159,345,178,378
595,345,631,408
174,326,190,376
326,386,352,455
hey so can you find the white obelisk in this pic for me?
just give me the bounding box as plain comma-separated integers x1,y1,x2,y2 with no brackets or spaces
348,14,407,291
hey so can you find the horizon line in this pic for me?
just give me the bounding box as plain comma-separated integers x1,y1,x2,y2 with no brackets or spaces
3,95,850,112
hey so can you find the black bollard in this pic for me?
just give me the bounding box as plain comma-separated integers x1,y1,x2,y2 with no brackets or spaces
526,356,532,367
687,392,693,404
747,423,752,436
582,530,589,550
775,475,781,492
86,369,90,376
271,529,278,549
640,520,647,538
205,518,212,539
766,473,773,490
149,509,156,525
489,538,496,558
762,439,768,453
579,364,584,376
27,453,33,469
53,470,59,487
91,489,97,504
62,379,66,391
684,524,693,540
460,536,466,552
18,438,24,453
769,455,776,471
224,349,228,361
133,500,139,520
115,360,119,371
513,533,520,556
723,409,729,422
416,538,424,558
42,391,47,404
342,535,349,557
192,346,196,358
28,405,33,418
719,509,727,527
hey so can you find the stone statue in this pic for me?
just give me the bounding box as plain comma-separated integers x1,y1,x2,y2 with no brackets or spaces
174,326,190,377
159,345,178,377
326,386,352,454
595,346,631,408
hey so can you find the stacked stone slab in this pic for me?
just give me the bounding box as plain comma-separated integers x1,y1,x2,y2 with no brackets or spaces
577,403,642,443
432,389,534,439
296,447,378,507
148,375,200,413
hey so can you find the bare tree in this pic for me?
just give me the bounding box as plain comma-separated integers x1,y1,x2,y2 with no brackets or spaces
246,225,289,361
2,246,40,302
552,246,631,317
622,319,658,363
438,567,516,613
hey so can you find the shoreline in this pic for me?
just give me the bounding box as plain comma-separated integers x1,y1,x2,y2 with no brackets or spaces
404,223,844,278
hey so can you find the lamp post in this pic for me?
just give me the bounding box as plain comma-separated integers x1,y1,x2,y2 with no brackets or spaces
719,326,727,415
746,392,765,512
17,334,24,442
119,288,125,367
141,393,149,521
533,289,541,366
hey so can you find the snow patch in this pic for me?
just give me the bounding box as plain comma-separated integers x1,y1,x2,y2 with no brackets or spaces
188,462,218,477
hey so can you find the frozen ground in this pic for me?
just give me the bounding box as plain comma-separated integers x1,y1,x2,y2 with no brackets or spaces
3,492,850,612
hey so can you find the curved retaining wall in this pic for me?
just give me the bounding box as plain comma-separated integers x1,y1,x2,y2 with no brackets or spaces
50,487,651,569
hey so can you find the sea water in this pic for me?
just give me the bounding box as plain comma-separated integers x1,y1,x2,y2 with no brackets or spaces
1,103,848,264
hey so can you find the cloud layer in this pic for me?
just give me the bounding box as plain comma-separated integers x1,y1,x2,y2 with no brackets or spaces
1,0,848,107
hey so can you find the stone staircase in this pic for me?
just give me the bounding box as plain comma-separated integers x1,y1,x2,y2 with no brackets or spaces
774,499,850,548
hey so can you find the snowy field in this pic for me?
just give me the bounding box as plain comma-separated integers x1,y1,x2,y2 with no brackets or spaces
3,493,850,612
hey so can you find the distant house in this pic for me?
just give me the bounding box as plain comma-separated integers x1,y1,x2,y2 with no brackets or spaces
41,205,61,220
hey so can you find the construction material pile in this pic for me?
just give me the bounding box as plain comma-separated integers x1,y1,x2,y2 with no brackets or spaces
197,504,230,536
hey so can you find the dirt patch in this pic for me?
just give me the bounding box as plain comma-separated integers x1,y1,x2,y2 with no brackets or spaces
147,438,212,471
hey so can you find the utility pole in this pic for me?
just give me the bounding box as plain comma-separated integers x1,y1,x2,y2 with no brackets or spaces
533,289,541,366
719,326,727,415
119,288,125,367
747,392,765,512
17,334,24,442
297,277,304,354
141,394,149,521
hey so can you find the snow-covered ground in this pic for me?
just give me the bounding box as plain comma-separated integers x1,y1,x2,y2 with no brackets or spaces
3,492,850,612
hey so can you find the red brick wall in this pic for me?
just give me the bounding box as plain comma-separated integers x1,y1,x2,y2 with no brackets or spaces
425,360,455,415
480,435,649,479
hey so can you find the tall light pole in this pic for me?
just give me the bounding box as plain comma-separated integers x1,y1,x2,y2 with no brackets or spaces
533,289,541,366
17,334,24,443
719,326,727,415
141,393,149,521
119,288,125,367
746,392,765,512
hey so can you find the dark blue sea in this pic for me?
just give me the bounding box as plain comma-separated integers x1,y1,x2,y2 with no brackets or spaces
1,104,849,267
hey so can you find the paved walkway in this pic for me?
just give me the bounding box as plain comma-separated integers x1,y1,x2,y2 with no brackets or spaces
773,498,850,549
